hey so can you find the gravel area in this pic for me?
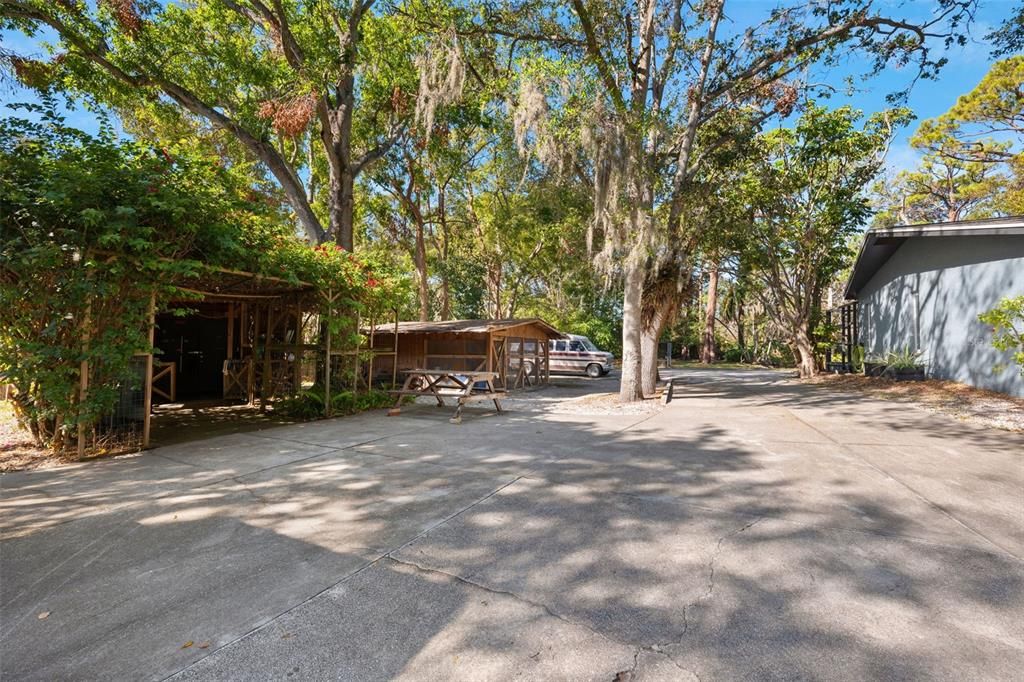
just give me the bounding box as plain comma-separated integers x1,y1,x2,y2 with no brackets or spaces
414,374,665,416
807,374,1024,432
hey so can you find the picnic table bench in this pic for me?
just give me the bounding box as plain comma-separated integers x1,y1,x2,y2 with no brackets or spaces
388,369,504,424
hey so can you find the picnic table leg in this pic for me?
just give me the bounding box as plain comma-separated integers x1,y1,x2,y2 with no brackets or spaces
488,380,503,413
423,373,447,407
449,399,465,424
388,373,415,416
449,376,474,424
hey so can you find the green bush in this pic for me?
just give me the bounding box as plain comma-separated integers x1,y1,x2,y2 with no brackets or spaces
979,296,1024,376
852,345,865,373
276,388,393,421
721,347,746,363
882,348,923,372
0,106,408,450
766,346,796,367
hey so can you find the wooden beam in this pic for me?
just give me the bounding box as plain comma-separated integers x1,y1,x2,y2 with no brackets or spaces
175,287,282,300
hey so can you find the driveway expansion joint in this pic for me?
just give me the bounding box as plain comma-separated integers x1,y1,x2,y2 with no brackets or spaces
161,474,524,681
385,554,635,651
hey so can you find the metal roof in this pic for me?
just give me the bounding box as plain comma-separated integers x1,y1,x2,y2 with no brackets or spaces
365,318,566,338
844,216,1024,299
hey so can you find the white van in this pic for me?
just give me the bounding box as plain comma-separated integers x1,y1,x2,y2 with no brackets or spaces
548,334,614,377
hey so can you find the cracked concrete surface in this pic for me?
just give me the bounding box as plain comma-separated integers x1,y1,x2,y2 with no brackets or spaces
2,369,1022,680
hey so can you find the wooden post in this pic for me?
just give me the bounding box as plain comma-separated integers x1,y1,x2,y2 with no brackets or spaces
142,293,156,448
391,309,399,388
226,302,235,360
543,337,550,384
353,313,361,395
487,332,493,374
247,359,255,405
253,305,261,361
367,312,375,391
292,302,302,395
260,303,273,412
240,302,249,354
324,289,332,417
77,300,92,458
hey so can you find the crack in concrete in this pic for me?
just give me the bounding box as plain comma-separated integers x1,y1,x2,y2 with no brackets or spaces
704,516,764,601
616,644,702,681
227,476,273,506
386,554,630,652
390,549,709,682
388,554,706,682
601,516,764,660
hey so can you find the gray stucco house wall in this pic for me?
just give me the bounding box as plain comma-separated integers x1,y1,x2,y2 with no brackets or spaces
847,218,1024,397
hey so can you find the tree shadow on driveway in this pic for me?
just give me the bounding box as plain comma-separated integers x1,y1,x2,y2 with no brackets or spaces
2,370,1022,680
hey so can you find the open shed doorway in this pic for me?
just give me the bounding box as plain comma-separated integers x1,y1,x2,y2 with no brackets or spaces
155,302,230,401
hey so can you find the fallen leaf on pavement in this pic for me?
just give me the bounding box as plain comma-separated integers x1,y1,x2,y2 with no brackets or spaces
37,611,50,620
181,641,193,649
198,642,210,649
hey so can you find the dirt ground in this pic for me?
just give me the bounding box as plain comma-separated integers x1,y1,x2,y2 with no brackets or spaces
0,402,67,472
0,400,297,473
808,373,1024,432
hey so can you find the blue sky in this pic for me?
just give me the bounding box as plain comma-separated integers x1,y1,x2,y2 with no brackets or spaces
1,0,1016,175
722,0,1016,173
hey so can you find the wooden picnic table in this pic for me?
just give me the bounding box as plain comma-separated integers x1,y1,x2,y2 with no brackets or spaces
388,369,504,424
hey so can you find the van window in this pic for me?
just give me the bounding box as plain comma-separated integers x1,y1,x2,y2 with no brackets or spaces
553,340,567,352
569,340,586,352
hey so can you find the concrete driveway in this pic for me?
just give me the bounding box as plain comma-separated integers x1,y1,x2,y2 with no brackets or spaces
2,369,1022,680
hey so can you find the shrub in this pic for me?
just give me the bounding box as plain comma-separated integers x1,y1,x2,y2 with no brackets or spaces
276,388,393,421
721,347,746,363
0,105,408,450
882,348,923,371
979,296,1024,376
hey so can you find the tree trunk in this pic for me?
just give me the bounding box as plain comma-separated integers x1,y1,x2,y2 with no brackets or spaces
736,299,746,360
701,261,720,364
619,257,645,402
321,67,358,250
438,278,451,320
793,326,817,378
335,166,356,250
438,189,452,320
641,299,673,397
414,220,429,321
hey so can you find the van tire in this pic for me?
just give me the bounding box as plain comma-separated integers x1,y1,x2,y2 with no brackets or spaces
586,363,602,378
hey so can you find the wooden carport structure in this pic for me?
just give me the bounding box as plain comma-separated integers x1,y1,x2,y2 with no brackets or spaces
82,265,321,457
364,318,566,390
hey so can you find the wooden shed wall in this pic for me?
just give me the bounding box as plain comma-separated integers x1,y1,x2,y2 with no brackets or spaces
367,321,554,388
